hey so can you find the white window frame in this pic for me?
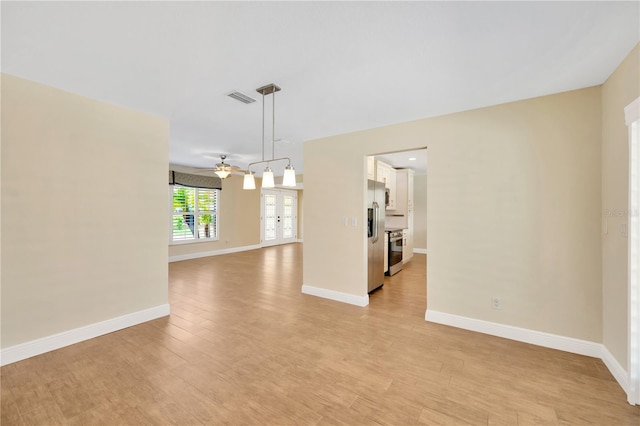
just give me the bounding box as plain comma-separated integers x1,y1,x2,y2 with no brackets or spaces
169,185,220,244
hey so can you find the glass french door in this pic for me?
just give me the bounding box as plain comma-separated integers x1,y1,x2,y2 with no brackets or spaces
261,189,297,246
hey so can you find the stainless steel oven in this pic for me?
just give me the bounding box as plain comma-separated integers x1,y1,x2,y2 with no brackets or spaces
386,229,403,276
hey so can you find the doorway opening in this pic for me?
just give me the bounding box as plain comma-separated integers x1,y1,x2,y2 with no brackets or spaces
261,188,298,246
366,148,428,317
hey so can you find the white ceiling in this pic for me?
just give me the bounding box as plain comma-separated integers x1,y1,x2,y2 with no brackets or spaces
3,2,638,177
377,149,428,175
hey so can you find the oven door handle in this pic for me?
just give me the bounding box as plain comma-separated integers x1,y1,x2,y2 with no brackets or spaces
372,201,379,243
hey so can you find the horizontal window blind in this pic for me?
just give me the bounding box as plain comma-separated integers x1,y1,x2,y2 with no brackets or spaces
171,185,218,242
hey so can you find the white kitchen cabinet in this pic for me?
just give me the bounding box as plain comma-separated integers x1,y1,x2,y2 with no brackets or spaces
404,209,414,263
388,169,396,210
367,156,375,180
394,170,407,216
394,169,414,217
376,161,396,210
407,169,414,211
375,160,385,184
376,161,387,184
395,169,414,263
402,229,410,262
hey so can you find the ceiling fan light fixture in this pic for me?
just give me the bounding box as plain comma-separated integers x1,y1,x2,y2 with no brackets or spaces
214,168,231,179
214,155,235,179
243,171,256,190
282,164,296,187
262,167,275,188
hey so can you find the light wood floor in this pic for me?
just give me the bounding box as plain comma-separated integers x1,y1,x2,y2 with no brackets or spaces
2,244,638,425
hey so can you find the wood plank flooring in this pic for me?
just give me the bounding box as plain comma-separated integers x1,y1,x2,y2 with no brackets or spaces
2,243,638,425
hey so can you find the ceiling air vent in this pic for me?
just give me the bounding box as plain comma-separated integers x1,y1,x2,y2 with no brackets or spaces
227,91,256,104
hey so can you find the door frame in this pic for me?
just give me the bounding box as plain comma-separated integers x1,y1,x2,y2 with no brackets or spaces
625,96,639,405
260,188,298,247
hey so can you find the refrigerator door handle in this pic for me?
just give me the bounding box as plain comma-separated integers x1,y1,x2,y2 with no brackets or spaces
372,201,379,243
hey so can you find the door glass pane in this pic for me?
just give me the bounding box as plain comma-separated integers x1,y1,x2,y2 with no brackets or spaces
264,194,277,241
283,195,293,238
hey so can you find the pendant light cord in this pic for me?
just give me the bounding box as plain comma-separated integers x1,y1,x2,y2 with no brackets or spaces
261,92,265,162
272,88,275,161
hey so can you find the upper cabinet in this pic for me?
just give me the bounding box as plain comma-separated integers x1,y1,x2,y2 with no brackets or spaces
387,169,396,211
376,160,396,210
367,156,375,180
407,169,414,212
375,159,387,184
394,169,414,217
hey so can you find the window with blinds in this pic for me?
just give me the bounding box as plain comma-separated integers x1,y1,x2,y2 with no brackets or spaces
171,185,219,242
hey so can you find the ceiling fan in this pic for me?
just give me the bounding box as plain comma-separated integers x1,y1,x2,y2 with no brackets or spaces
197,155,246,179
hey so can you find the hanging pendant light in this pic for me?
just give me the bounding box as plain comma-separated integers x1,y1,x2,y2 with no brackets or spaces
243,171,256,190
282,164,296,187
262,166,275,188
243,83,297,190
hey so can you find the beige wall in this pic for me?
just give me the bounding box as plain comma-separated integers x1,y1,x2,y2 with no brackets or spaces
304,86,603,342
168,164,261,258
297,189,304,240
602,44,640,369
1,74,169,348
413,174,427,250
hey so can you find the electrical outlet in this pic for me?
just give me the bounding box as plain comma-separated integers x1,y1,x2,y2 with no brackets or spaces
491,297,502,310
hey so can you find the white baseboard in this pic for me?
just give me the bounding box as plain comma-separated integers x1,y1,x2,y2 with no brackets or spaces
301,285,369,307
0,304,170,366
425,310,602,357
169,244,261,262
413,248,427,254
425,309,631,400
601,346,630,399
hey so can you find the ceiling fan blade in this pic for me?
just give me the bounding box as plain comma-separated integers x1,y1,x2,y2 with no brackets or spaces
190,156,247,177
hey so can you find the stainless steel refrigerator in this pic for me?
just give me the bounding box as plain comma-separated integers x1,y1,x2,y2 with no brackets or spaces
367,180,385,293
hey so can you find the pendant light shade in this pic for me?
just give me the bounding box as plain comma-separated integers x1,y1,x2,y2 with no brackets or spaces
282,164,297,187
262,167,275,188
243,172,256,190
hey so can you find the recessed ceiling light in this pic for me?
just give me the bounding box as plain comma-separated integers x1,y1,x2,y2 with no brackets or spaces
408,157,417,161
